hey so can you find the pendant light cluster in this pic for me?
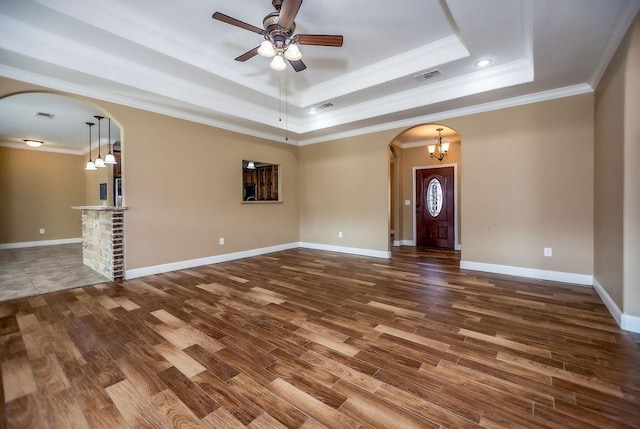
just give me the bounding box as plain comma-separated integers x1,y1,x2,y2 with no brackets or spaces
85,115,117,170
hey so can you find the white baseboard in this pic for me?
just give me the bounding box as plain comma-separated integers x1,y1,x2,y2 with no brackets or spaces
593,277,640,333
621,314,640,333
0,237,82,250
126,242,299,279
299,242,391,259
460,260,593,286
399,240,416,246
592,278,623,326
127,241,391,279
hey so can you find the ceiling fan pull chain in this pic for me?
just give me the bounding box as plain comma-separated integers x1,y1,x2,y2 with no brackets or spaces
285,70,288,141
278,72,283,123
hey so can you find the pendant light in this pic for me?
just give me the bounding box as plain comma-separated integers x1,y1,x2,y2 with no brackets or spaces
104,117,117,164
85,122,97,170
93,115,105,168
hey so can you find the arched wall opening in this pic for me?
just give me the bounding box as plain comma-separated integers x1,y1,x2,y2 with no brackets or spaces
388,123,462,250
0,91,124,296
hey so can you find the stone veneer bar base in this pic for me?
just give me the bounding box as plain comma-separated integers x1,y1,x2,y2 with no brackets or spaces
72,206,127,281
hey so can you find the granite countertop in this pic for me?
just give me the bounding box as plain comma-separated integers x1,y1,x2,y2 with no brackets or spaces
71,206,128,211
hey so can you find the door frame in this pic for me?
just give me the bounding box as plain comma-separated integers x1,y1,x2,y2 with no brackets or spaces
412,163,459,250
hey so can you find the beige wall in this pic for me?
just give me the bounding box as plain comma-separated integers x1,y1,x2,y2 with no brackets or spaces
0,78,300,272
594,27,626,308
101,103,300,271
299,133,394,252
451,95,594,274
0,146,84,243
624,16,640,317
301,94,594,276
595,13,640,318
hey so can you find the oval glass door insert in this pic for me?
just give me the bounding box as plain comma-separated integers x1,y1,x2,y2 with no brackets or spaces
426,178,443,217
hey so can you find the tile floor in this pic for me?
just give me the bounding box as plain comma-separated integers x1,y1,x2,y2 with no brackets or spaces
0,243,111,302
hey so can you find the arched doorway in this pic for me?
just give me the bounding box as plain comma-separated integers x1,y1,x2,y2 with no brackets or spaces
0,92,123,300
388,124,461,250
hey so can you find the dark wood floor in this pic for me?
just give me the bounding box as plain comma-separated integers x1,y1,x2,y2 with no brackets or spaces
1,247,639,428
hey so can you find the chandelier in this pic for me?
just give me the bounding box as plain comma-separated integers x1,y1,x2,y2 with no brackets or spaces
427,128,450,162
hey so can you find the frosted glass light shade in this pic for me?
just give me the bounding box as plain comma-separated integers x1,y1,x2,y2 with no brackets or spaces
441,142,450,152
270,54,287,71
95,156,106,168
284,44,301,61
427,145,436,154
85,160,96,170
258,40,276,57
24,139,43,147
104,152,117,164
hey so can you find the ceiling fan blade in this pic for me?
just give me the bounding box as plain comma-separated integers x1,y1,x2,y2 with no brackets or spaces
212,12,264,35
278,0,302,30
235,46,260,62
289,59,307,72
294,34,343,47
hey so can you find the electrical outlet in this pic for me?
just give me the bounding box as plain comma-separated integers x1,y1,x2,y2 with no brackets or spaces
544,247,552,257
219,237,224,245
39,228,45,234
338,232,343,238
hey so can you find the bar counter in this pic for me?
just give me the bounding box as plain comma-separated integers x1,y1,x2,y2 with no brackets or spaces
72,206,127,281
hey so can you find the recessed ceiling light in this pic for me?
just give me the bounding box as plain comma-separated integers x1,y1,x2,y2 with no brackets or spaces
308,108,317,115
475,58,492,68
24,139,43,147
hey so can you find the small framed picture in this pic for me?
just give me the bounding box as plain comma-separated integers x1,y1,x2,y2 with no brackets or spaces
99,183,107,200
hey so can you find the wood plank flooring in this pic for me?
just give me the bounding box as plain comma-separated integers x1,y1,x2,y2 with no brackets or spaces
1,247,639,428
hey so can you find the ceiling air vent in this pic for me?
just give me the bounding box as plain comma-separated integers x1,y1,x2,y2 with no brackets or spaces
318,102,334,110
413,69,441,82
35,111,55,119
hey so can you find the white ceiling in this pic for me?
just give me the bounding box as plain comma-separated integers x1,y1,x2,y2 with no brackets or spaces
0,0,638,152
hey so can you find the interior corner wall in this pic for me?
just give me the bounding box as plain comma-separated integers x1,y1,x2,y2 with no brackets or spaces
298,132,396,253
594,12,640,321
594,29,626,310
623,13,640,318
451,94,594,276
0,146,84,244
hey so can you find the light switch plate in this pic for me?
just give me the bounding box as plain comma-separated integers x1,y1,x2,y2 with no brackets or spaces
404,200,411,206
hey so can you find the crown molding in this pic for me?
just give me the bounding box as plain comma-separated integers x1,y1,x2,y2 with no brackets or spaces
298,83,593,146
588,0,640,88
299,58,534,134
0,64,297,145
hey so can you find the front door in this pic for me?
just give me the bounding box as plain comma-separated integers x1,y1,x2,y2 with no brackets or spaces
416,167,454,249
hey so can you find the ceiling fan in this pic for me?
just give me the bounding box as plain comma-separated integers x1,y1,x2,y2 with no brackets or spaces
212,0,344,72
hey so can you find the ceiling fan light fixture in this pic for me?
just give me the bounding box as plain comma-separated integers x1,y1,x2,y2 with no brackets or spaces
284,43,301,61
270,54,287,71
258,40,277,57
